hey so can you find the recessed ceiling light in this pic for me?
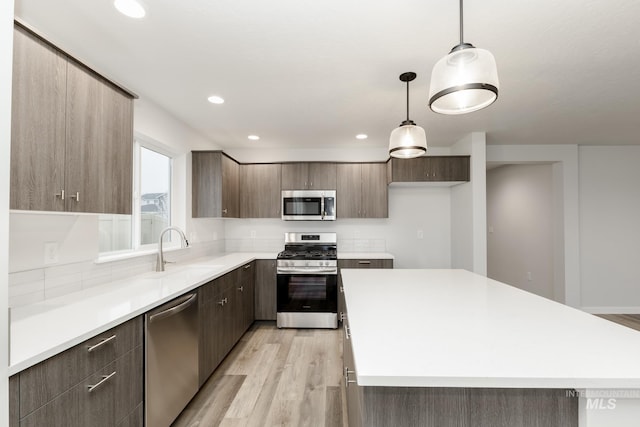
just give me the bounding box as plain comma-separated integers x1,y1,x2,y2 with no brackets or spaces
356,134,368,140
207,95,225,104
114,0,146,19
247,135,260,141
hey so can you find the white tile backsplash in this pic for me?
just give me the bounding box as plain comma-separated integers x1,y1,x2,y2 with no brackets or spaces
9,225,227,307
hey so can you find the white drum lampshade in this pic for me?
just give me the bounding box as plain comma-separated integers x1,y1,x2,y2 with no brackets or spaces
429,44,499,115
389,124,427,159
389,72,427,159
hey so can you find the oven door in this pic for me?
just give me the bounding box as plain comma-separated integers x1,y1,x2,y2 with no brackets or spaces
277,273,338,313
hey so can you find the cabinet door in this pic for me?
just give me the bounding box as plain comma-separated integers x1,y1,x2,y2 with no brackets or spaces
9,375,18,427
220,277,239,359
239,262,255,332
10,25,67,212
221,154,240,217
99,81,133,215
192,151,221,218
308,162,337,189
361,163,388,218
281,163,309,190
431,156,470,181
240,164,282,218
64,62,103,213
343,322,363,427
336,163,362,218
114,346,143,424
198,296,216,385
65,62,133,214
255,260,277,320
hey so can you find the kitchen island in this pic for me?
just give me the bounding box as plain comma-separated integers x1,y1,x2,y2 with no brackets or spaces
340,268,640,427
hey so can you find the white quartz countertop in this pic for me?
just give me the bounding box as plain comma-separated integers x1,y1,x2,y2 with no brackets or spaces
341,268,640,389
9,252,274,375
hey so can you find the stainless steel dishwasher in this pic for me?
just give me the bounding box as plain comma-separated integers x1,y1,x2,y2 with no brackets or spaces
145,292,199,427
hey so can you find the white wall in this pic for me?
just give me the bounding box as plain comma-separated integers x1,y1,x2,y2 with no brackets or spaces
1,2,15,425
487,164,555,299
451,132,487,274
487,144,579,307
579,146,640,313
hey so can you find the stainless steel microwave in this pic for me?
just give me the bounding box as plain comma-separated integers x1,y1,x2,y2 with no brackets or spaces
281,190,336,221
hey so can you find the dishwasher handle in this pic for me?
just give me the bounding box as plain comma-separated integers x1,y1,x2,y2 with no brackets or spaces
149,293,197,324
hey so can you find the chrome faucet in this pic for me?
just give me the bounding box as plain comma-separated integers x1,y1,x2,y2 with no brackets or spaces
156,226,190,272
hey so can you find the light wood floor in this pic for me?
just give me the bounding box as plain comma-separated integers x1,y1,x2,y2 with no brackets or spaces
174,315,640,427
173,321,346,427
596,314,640,332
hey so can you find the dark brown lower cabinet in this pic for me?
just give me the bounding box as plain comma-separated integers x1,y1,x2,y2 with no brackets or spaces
254,259,277,320
343,314,578,427
117,404,143,427
338,258,393,324
199,263,256,385
9,375,19,427
346,386,577,427
10,316,143,427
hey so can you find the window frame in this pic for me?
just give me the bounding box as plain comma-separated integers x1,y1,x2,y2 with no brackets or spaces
134,134,178,251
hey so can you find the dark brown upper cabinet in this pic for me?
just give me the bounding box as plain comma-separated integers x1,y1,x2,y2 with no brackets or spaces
10,24,134,214
337,163,388,218
240,163,282,218
281,162,337,190
192,151,240,218
387,156,470,184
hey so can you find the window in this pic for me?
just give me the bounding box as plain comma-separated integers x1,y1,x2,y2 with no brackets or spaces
98,137,175,255
139,146,172,246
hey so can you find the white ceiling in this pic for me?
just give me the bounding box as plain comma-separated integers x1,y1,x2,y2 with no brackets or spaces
14,0,640,150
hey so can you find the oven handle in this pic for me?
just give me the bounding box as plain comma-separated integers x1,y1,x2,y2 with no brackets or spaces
277,267,338,274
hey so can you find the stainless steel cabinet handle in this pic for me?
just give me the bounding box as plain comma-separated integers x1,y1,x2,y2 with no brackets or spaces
237,286,244,292
217,297,228,306
87,334,116,353
339,286,344,293
87,371,116,393
149,293,197,323
222,208,228,214
344,325,351,340
70,192,80,202
344,366,356,387
55,189,65,200
243,264,251,270
358,260,371,265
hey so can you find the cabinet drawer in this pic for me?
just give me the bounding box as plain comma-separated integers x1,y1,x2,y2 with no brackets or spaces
117,403,143,427
19,316,141,417
20,362,117,427
338,259,393,269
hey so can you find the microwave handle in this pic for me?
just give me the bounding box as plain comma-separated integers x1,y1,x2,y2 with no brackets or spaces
321,196,325,220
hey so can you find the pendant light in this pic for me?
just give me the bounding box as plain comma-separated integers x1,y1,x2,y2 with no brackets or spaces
428,0,499,115
389,72,427,159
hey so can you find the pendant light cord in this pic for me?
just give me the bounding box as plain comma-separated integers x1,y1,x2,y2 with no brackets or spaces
459,0,464,45
406,80,410,122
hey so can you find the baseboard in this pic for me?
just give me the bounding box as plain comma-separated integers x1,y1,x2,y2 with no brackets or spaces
581,307,640,314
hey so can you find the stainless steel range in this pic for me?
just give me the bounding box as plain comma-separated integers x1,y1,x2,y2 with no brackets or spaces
276,232,338,329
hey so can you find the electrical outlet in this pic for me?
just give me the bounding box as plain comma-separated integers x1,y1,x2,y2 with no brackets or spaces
44,242,59,265
417,229,424,239
527,272,532,281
